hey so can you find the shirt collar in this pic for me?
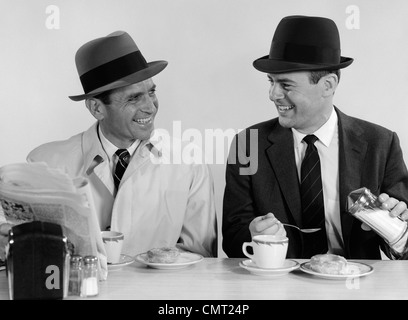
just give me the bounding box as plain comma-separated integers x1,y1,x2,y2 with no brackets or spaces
292,107,338,148
83,122,162,176
98,124,140,160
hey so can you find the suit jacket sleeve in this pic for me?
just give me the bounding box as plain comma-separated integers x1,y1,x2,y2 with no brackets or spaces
344,118,408,259
378,131,408,259
380,131,408,200
222,131,256,257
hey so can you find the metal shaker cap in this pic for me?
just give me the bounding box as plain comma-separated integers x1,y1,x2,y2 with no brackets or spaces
83,255,98,265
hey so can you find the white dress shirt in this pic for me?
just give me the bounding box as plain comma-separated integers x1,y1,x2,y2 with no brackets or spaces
292,107,344,255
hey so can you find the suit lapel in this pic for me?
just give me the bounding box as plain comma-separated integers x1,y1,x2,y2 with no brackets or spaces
337,108,368,253
82,122,115,195
266,126,303,226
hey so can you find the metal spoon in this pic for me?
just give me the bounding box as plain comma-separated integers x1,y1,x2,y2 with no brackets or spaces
282,223,321,233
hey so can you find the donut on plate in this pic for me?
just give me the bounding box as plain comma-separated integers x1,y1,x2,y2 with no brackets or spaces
309,253,358,275
147,247,180,263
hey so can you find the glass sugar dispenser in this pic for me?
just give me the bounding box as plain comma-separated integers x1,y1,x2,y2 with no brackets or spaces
347,187,408,255
81,255,99,297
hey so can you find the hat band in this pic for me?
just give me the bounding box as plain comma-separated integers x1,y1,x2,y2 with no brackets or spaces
80,51,148,94
270,41,341,65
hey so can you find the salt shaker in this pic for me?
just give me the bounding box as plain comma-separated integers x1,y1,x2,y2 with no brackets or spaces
68,255,83,296
81,255,99,297
347,187,408,255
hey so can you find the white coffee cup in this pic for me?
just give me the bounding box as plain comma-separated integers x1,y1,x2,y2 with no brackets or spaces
242,234,288,269
101,231,124,264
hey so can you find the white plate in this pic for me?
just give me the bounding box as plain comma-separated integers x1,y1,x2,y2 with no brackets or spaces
299,261,374,280
135,251,203,270
239,259,300,277
108,254,135,271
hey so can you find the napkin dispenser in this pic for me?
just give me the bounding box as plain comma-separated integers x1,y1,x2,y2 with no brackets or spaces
6,221,70,300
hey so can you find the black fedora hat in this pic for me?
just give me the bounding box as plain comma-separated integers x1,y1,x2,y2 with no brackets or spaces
253,15,353,73
69,31,168,101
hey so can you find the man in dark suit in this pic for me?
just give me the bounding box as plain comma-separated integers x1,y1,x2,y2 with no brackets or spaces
222,15,408,260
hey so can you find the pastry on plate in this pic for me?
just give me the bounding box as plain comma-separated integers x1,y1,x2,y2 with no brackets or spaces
309,253,360,275
147,247,180,263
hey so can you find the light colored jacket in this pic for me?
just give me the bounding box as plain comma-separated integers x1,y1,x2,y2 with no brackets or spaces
27,122,218,257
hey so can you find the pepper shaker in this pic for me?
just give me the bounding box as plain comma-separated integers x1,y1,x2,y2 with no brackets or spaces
68,255,83,296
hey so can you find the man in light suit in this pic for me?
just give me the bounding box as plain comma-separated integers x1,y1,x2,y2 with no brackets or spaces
21,31,217,258
222,16,408,259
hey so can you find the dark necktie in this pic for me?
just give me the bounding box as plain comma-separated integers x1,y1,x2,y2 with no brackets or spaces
300,135,328,258
114,149,130,190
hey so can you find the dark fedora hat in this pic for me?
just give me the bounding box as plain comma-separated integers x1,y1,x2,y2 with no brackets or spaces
253,15,353,73
69,31,168,101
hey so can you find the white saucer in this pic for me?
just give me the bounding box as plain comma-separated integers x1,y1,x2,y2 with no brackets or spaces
239,259,300,277
135,251,203,270
108,254,135,271
299,261,374,280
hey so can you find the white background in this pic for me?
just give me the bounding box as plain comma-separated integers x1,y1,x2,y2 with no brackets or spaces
1,0,408,256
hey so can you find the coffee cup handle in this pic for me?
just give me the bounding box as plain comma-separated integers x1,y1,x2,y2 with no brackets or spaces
242,242,254,260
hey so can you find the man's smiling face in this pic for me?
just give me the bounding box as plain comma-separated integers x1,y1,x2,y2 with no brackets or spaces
268,71,333,134
98,79,158,147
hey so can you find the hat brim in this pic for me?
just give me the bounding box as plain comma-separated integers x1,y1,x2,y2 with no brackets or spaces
68,60,168,101
253,55,353,74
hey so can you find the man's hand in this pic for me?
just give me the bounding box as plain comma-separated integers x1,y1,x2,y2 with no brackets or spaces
361,193,408,231
249,212,286,238
378,193,408,220
0,223,11,261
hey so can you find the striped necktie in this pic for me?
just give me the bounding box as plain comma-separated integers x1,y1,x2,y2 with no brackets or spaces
114,149,130,190
300,135,328,258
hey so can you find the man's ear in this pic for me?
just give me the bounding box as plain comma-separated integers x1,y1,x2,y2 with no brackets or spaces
321,73,339,97
85,98,105,120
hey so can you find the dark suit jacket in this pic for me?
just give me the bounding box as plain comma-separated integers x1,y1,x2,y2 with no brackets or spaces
222,107,408,259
